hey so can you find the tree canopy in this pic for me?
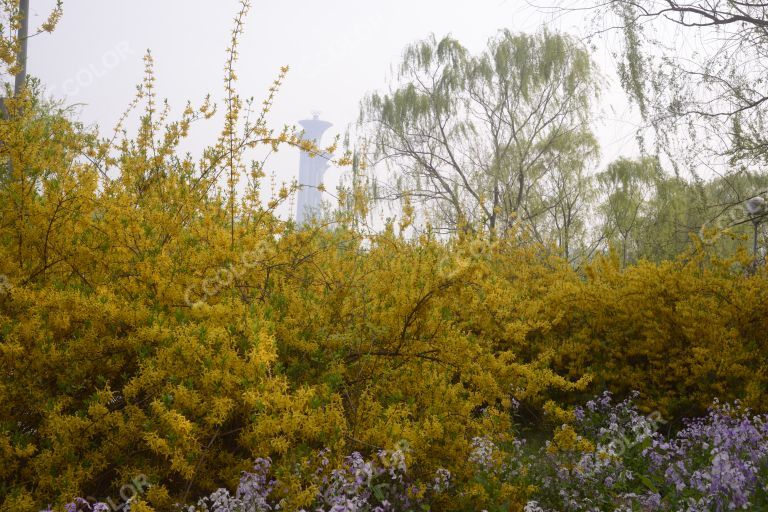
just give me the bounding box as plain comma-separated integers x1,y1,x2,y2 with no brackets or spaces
360,29,600,241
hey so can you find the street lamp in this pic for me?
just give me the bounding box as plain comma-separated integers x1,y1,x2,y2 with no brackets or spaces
745,196,766,259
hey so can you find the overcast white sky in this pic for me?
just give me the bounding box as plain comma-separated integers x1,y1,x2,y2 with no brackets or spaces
26,0,641,219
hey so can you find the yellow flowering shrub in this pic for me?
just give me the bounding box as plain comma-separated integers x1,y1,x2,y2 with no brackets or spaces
1,3,767,510
262,229,591,489
538,252,768,419
439,234,768,420
0,26,580,511
3,84,767,507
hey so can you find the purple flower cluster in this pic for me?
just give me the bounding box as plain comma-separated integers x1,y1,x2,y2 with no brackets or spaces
311,450,417,511
511,393,768,511
67,499,111,512
469,436,497,472
185,449,450,512
184,457,277,512
646,400,768,511
41,497,113,512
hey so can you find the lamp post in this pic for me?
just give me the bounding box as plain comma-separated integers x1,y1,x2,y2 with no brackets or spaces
745,196,766,259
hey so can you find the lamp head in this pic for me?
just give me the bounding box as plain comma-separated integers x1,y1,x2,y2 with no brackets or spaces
746,196,766,216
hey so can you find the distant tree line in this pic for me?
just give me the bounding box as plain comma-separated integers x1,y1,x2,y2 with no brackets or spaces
354,13,768,266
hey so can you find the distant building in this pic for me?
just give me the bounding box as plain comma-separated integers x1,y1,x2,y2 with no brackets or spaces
296,114,332,224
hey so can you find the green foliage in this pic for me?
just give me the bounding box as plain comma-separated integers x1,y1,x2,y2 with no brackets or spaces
361,29,600,239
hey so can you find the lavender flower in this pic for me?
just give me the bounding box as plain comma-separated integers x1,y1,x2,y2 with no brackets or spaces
491,394,768,512
186,458,277,512
432,468,451,494
63,498,113,512
647,401,768,510
183,449,447,512
469,437,497,472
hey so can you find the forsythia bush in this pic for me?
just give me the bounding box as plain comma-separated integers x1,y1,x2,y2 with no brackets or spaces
0,82,584,507
0,29,584,512
1,3,767,510
542,252,768,420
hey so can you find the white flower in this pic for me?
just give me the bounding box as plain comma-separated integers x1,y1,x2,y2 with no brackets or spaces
524,501,546,512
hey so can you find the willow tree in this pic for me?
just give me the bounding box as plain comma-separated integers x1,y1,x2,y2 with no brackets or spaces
530,129,599,262
596,158,768,264
585,1,768,172
597,156,661,266
560,1,768,262
360,29,600,237
636,174,700,261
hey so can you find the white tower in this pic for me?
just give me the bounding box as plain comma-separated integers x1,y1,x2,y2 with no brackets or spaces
296,113,332,224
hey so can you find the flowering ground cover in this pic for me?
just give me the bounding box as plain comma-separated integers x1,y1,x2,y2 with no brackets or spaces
516,394,768,511
54,393,768,511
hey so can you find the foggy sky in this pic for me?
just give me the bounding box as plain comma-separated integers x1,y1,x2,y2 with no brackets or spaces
26,0,641,219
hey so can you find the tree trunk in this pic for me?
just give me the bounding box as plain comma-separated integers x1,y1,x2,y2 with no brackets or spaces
13,0,30,269
14,0,30,97
1,0,29,118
